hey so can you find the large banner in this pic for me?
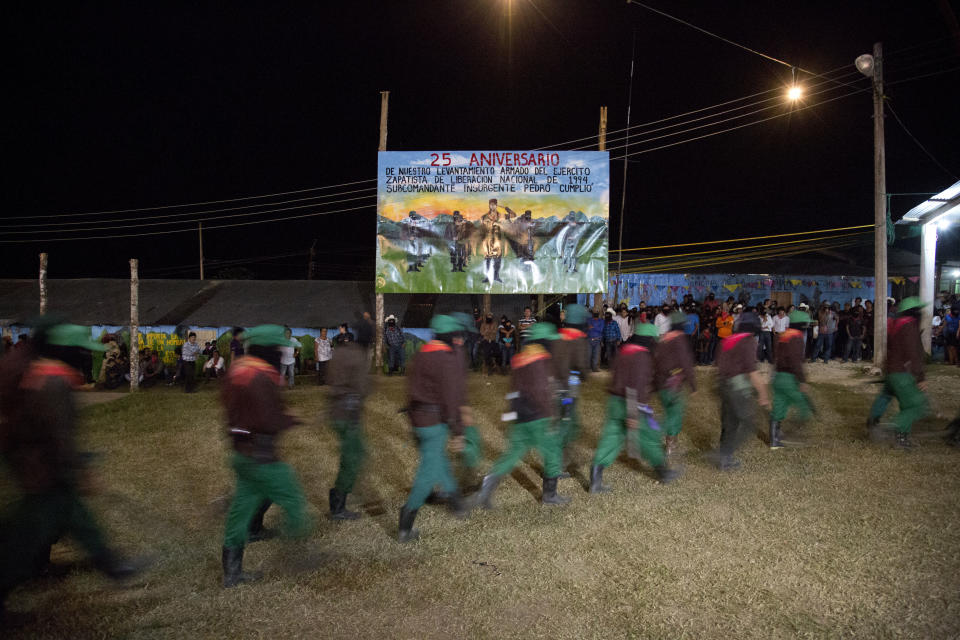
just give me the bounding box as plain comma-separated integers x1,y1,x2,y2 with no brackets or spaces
376,151,609,294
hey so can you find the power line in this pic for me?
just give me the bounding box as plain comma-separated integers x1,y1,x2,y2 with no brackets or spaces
0,203,375,243
614,231,871,264
3,193,377,235
5,178,377,220
610,224,872,253
2,185,377,228
886,102,959,180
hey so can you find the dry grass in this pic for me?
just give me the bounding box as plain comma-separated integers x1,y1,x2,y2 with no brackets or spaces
3,363,959,639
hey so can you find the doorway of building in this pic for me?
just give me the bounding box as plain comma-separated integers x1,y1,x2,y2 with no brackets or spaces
770,291,793,309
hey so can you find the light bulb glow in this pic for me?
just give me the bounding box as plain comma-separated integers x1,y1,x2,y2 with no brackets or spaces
787,86,803,101
952,269,960,278
938,219,952,230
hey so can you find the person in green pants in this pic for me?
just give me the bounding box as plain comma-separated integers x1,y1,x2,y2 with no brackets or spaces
399,315,470,542
654,311,697,456
769,310,815,448
590,324,678,493
1,322,148,620
474,322,571,508
552,304,591,476
220,325,313,587
326,340,370,519
867,297,930,449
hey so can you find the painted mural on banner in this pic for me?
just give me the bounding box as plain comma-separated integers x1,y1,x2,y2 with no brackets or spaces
376,151,609,294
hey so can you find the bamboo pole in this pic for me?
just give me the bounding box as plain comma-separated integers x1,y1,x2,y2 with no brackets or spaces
129,259,140,391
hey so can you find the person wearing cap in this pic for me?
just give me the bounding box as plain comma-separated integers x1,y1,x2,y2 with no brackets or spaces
866,297,930,448
475,322,571,508
552,304,592,474
654,312,698,457
325,337,371,520
446,210,470,272
590,324,677,492
448,312,484,489
706,313,770,470
1,322,147,615
769,311,815,449
219,324,313,587
399,315,470,542
384,314,405,375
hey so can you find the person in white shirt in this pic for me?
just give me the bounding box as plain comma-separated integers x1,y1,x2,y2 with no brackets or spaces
758,310,775,363
278,327,301,388
314,327,333,385
654,307,672,336
203,349,226,379
614,305,633,341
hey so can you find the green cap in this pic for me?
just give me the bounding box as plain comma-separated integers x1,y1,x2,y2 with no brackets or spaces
563,304,590,325
788,310,811,325
634,323,659,339
244,324,289,347
527,321,559,341
669,311,687,327
450,312,478,334
430,314,463,335
897,296,927,313
45,324,106,352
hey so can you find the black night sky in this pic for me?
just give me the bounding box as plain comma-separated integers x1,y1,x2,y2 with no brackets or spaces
4,1,959,280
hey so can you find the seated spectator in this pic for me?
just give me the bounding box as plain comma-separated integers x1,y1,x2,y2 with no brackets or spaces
499,316,516,369
203,349,226,379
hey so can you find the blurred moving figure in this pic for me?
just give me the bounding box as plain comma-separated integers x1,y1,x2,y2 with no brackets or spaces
1,320,148,621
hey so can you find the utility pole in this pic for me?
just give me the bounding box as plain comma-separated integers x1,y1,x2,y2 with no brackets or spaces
199,222,205,281
374,91,389,372
129,259,139,391
39,252,48,314
871,42,887,369
614,32,637,309
595,106,608,313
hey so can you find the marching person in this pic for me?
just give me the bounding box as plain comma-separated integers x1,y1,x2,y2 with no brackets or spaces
590,324,678,493
769,310,815,449
654,311,697,457
220,325,313,587
866,297,930,449
326,338,371,520
551,304,591,475
474,322,571,508
706,313,770,470
399,315,469,543
449,312,484,490
1,321,148,618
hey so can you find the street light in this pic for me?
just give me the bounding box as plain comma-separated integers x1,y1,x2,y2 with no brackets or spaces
857,43,887,368
787,86,803,101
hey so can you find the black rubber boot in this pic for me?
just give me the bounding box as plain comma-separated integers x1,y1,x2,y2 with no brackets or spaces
248,500,276,542
541,476,571,505
769,420,784,449
894,431,914,450
589,465,611,493
447,491,470,520
92,550,151,581
398,506,419,543
654,465,680,484
222,546,261,588
474,474,502,510
329,488,361,521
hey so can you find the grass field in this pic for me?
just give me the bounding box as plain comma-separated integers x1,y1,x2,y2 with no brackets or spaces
3,363,959,639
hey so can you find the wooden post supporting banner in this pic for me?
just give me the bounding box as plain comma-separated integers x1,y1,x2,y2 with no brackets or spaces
596,106,608,313
129,259,140,391
483,293,491,317
871,42,887,369
39,253,48,315
374,90,389,372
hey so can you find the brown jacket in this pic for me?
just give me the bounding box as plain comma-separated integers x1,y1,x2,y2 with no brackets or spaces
716,333,757,380
510,343,556,422
2,357,83,493
886,317,925,381
608,343,653,403
326,343,370,422
775,328,806,382
552,328,590,390
407,340,464,433
654,330,697,392
222,356,296,462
